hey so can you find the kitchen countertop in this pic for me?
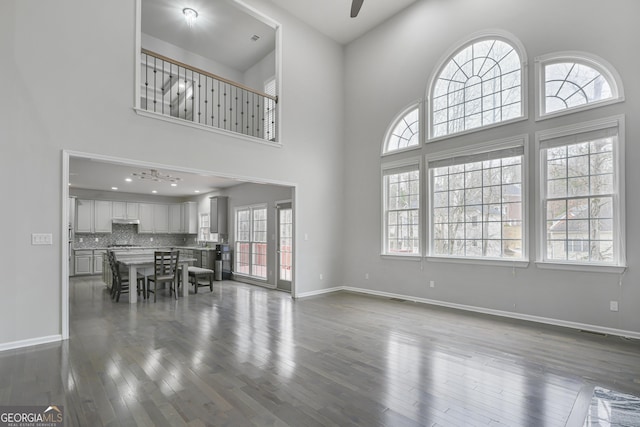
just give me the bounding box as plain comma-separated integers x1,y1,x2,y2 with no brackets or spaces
73,246,220,251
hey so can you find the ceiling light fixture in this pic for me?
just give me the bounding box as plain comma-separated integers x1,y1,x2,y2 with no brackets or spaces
183,7,198,28
132,169,182,184
111,187,118,191
171,183,177,187
194,190,200,193
152,190,158,194
125,178,132,182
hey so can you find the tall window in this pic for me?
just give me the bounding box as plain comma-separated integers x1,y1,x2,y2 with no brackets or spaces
235,205,268,279
536,52,623,119
383,105,420,154
382,162,420,255
430,35,525,139
428,138,526,260
537,117,625,268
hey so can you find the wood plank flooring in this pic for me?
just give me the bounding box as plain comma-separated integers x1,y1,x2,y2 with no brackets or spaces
1,276,640,426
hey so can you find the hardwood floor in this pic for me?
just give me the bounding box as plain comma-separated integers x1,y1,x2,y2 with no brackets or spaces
1,276,640,426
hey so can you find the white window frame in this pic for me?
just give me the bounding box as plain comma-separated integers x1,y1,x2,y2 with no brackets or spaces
535,115,626,273
198,213,218,242
426,135,529,268
235,204,269,280
381,157,422,258
382,101,423,156
535,51,625,121
426,29,528,143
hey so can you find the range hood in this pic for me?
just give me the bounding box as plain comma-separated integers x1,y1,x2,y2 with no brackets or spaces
112,218,140,225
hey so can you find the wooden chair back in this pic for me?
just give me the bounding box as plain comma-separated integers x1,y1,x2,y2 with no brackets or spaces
153,250,180,280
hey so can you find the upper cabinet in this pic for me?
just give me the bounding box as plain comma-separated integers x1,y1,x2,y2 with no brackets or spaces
210,197,228,236
169,203,183,234
76,199,112,233
138,203,155,233
94,201,113,233
113,202,140,220
76,199,195,235
182,202,198,234
75,199,94,233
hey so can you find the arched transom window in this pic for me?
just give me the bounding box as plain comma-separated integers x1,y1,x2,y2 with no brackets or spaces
537,53,623,118
384,106,420,154
431,38,524,139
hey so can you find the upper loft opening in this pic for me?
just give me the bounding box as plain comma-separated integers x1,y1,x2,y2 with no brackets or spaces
136,0,279,144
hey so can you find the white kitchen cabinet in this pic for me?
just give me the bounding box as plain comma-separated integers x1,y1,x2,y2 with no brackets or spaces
210,196,228,235
76,199,112,233
138,203,154,233
182,202,198,234
169,204,183,234
112,201,126,219
126,202,139,219
74,250,93,275
93,250,105,274
94,200,113,233
154,204,170,233
113,202,140,220
75,199,94,233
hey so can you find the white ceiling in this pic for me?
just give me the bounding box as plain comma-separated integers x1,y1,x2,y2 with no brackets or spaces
142,0,276,71
267,0,418,44
69,157,241,197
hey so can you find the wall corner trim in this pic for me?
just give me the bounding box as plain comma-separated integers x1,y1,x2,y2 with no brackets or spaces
0,335,64,353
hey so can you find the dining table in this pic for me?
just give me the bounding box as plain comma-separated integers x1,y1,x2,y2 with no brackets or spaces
117,255,196,304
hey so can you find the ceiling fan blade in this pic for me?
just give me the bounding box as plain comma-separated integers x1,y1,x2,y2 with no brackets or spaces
351,0,364,18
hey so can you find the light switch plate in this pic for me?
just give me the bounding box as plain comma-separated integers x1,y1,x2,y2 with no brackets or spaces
32,233,53,245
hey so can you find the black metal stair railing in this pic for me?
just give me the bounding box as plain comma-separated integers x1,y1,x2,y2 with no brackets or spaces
140,49,278,142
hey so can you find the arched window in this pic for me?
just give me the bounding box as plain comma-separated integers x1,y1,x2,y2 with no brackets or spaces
429,32,526,139
383,105,420,155
536,52,624,119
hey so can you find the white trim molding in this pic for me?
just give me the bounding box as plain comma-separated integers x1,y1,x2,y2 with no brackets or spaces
336,287,640,340
0,335,62,353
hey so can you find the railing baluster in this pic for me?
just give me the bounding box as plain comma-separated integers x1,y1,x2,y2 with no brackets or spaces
140,49,277,141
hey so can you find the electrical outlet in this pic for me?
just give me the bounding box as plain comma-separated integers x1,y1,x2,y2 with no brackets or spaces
79,237,83,243
429,280,435,288
365,273,369,280
95,238,99,242
610,301,619,312
150,237,154,242
319,273,323,280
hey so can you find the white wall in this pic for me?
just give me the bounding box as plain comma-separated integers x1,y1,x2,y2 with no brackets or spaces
243,50,276,92
142,33,244,84
0,0,345,347
343,0,640,334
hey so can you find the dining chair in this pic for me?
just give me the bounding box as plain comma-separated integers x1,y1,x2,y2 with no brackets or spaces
147,250,180,302
108,251,146,302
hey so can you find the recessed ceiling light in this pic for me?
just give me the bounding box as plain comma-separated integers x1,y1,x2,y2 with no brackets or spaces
152,190,158,194
68,183,72,186
171,183,177,187
125,178,132,182
111,187,118,191
194,190,200,193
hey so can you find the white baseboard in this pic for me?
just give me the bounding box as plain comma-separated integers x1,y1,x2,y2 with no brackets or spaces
0,334,63,352
317,286,640,340
296,286,345,299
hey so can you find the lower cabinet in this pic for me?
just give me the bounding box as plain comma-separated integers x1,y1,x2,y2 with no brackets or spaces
74,250,105,275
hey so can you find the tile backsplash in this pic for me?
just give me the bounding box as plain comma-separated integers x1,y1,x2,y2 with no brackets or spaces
74,224,197,248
